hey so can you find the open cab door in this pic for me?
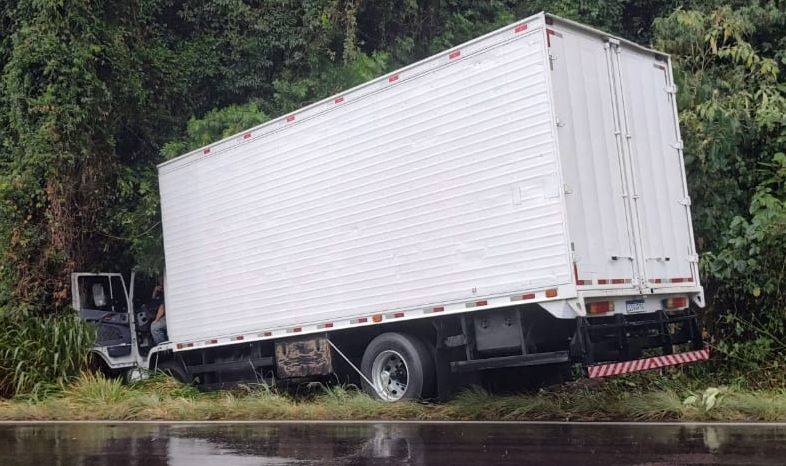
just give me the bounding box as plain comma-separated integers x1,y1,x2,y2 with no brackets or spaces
71,273,137,365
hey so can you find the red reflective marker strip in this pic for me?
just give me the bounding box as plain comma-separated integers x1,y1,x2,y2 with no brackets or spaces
243,132,252,139
203,148,211,155
511,293,534,302
334,96,344,104
449,50,461,60
432,306,444,313
588,348,710,378
388,74,399,83
392,312,405,318
514,24,528,33
286,115,295,123
597,279,609,285
476,300,488,307
207,339,218,345
232,335,244,341
611,278,626,284
576,280,591,286
262,331,272,337
292,327,302,333
670,277,694,283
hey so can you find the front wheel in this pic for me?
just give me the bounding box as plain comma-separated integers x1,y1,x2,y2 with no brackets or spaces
360,332,435,401
155,358,191,384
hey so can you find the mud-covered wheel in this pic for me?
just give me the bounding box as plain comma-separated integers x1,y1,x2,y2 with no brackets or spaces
155,359,190,384
361,332,435,401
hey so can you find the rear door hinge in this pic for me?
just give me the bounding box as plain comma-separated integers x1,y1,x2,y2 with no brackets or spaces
679,196,691,206
665,84,678,94
687,254,699,263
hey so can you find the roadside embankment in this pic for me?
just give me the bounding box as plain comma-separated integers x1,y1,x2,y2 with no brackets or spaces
1,371,784,422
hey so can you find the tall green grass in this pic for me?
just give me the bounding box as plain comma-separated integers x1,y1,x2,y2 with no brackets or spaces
2,371,784,421
0,313,95,398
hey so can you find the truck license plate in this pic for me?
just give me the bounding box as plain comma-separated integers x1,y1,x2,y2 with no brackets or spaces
625,299,646,313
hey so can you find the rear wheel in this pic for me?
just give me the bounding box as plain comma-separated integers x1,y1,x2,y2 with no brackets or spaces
361,332,435,401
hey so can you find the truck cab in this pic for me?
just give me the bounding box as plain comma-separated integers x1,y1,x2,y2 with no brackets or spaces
71,271,173,378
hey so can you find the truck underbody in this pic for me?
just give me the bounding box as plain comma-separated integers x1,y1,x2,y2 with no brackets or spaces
145,303,704,399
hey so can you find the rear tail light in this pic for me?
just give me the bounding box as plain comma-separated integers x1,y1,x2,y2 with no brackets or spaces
588,301,614,315
545,288,558,298
663,296,689,310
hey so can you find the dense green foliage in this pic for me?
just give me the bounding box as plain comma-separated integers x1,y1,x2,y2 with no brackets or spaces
653,4,786,368
0,1,784,395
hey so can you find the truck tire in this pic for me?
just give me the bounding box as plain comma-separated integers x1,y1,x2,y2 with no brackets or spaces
361,332,435,401
156,359,191,384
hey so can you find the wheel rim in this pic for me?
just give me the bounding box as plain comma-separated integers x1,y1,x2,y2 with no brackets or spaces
371,350,409,401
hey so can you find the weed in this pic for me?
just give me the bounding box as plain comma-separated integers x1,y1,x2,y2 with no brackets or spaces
65,372,131,405
0,314,94,398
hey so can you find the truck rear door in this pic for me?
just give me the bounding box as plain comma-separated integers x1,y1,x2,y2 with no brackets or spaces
609,43,698,287
549,26,698,291
548,27,639,288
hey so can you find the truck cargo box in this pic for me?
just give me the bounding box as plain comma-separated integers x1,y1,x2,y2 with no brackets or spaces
158,13,703,351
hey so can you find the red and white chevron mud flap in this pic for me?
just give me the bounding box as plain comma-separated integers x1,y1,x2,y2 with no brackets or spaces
587,347,710,379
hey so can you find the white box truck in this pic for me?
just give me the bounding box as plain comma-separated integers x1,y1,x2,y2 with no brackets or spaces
72,13,708,400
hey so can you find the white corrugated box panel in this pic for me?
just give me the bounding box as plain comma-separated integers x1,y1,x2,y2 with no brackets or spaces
158,14,574,346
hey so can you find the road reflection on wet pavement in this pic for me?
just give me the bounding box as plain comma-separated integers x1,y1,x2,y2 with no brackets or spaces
1,422,784,465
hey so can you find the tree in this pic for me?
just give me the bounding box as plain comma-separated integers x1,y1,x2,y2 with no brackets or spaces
654,4,786,369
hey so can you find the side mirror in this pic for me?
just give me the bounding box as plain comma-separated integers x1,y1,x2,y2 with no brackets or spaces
92,283,107,307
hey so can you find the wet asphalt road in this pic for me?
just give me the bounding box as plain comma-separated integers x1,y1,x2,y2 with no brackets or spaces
1,421,784,465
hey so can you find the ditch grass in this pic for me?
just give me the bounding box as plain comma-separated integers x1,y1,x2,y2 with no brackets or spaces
1,370,785,422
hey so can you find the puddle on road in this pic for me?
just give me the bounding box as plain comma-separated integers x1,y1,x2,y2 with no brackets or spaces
1,422,784,465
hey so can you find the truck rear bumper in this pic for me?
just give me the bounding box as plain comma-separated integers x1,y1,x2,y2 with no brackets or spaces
571,309,704,366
